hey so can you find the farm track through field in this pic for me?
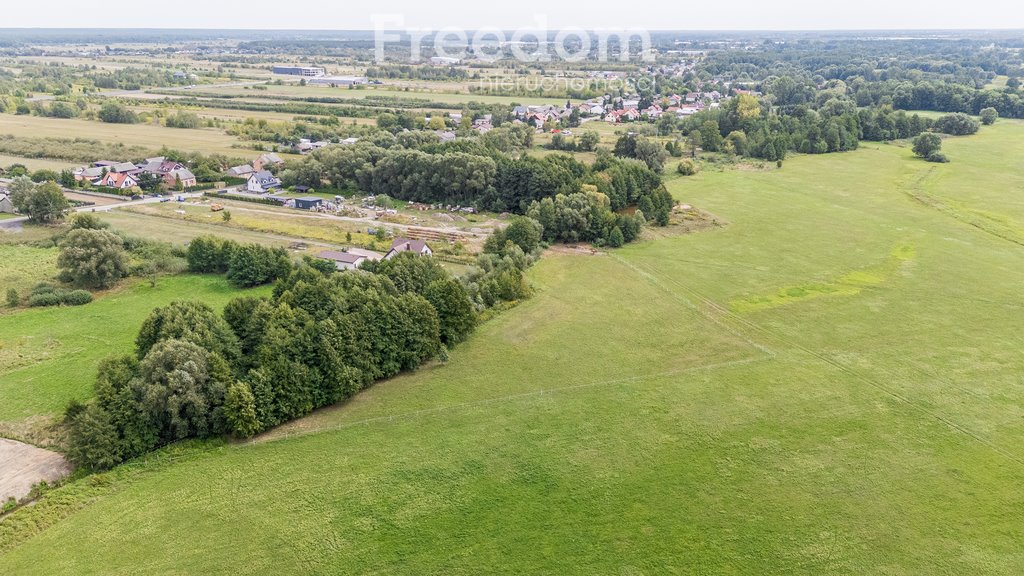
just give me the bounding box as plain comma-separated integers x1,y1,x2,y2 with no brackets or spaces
899,165,1024,248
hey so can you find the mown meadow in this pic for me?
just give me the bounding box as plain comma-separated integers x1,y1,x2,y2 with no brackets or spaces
2,121,1024,574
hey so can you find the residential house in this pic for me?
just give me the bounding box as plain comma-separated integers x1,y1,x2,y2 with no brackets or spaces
74,166,105,182
606,108,641,123
472,118,493,132
512,105,529,118
94,172,139,190
340,137,360,145
110,162,138,174
138,157,184,175
385,238,433,259
621,99,640,109
227,165,254,178
164,168,196,189
246,170,282,193
642,104,663,118
253,153,285,172
0,193,14,214
318,250,366,271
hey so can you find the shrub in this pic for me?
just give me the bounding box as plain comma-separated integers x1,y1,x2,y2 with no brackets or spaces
5,288,18,307
676,159,700,176
27,292,62,307
912,133,943,158
927,151,950,163
26,286,93,307
63,290,94,305
980,107,999,126
932,113,979,136
57,228,130,289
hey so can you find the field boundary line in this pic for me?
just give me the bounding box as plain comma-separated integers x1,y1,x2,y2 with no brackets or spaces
608,253,777,359
618,254,1024,469
254,355,771,445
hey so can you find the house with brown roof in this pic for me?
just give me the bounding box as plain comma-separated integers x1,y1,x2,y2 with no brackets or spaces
253,153,285,172
93,172,139,190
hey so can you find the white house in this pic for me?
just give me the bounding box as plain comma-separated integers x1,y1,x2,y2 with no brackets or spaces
385,238,433,260
93,172,139,189
319,250,367,270
246,170,281,193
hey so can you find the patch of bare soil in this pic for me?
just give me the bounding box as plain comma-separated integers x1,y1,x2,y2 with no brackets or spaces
643,205,725,239
0,438,72,502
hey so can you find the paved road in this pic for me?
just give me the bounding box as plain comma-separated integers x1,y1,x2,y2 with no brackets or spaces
0,193,202,229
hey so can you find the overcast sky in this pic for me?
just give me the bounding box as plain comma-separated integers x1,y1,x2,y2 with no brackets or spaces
3,1,1023,30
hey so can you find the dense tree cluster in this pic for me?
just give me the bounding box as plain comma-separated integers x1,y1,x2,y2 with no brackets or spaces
97,102,139,124
6,177,69,223
527,190,651,247
931,113,980,136
282,135,669,233
186,236,291,288
65,248,510,469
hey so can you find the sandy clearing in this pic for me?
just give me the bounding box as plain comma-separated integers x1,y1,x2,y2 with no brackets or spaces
0,438,72,502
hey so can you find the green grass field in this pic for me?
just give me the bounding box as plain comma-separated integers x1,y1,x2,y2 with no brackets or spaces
0,114,252,159
3,122,1024,573
0,154,76,172
0,244,59,299
0,275,271,424
196,83,573,107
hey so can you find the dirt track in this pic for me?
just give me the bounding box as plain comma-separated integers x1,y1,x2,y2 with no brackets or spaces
0,438,72,502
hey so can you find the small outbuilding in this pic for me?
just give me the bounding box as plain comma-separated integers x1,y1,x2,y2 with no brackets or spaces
294,196,323,210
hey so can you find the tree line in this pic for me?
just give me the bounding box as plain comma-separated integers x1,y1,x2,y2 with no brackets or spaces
65,228,541,470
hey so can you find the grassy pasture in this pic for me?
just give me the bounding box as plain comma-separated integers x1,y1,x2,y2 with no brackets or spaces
0,244,59,299
0,114,251,158
0,154,76,172
0,275,271,424
197,83,573,107
3,123,1024,573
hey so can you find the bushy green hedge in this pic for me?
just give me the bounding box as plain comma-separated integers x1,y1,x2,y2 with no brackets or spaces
26,283,93,307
